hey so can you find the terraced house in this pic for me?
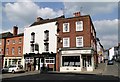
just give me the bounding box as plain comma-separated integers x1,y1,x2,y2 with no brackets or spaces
3,26,24,67
23,12,97,72
0,32,13,68
56,12,98,72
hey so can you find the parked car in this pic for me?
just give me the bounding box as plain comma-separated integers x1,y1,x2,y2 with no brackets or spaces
1,66,9,73
8,64,25,73
107,60,114,65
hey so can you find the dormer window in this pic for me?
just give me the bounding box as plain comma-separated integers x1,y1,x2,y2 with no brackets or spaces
44,30,49,41
31,32,35,43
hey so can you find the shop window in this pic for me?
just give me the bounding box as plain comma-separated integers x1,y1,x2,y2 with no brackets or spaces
45,57,55,64
62,56,80,67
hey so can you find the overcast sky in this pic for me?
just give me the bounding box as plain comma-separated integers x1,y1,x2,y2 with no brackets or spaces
0,0,119,50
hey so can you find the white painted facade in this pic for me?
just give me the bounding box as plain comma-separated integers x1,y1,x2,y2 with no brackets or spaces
23,22,57,54
23,21,57,70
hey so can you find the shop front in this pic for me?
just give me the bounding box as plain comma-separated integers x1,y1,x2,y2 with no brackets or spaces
59,48,94,72
24,52,56,71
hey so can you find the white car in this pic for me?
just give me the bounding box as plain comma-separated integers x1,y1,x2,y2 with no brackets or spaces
8,64,25,73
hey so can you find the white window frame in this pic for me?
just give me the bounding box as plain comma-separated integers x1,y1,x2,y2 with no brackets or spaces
18,47,21,55
12,47,15,55
7,40,10,45
12,40,15,44
6,48,9,55
45,57,55,64
19,38,22,43
63,23,69,32
76,36,83,47
76,21,83,31
63,37,70,47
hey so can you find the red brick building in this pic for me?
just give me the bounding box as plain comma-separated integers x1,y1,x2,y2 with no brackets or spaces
2,26,24,67
56,12,97,72
0,32,13,68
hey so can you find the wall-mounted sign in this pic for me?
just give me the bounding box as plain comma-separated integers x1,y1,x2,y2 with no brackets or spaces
62,50,92,54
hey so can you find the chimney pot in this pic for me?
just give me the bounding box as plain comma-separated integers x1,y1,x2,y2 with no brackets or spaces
73,12,81,17
36,17,43,22
13,25,18,36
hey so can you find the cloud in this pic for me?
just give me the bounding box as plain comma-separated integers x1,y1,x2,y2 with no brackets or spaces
3,0,63,25
63,2,117,17
93,19,118,49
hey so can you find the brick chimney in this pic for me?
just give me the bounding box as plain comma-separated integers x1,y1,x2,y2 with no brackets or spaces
73,12,81,17
13,25,18,36
36,17,43,22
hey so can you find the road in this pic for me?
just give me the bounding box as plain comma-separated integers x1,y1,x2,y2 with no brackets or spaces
102,61,120,78
1,62,120,81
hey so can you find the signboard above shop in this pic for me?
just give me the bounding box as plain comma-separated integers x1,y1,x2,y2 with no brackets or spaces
61,50,92,55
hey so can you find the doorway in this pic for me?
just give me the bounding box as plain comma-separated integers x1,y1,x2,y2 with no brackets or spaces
82,57,87,70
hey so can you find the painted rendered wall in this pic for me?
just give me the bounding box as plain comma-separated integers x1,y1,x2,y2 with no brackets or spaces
23,22,57,54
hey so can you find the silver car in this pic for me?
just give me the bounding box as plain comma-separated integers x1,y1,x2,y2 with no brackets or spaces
8,64,25,73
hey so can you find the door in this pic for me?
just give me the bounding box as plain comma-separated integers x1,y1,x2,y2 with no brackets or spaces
83,57,87,68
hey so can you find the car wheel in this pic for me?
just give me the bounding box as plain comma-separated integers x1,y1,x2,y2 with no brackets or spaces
12,70,15,74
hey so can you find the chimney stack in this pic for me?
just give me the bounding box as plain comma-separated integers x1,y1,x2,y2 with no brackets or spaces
36,17,43,22
13,25,18,36
73,12,81,17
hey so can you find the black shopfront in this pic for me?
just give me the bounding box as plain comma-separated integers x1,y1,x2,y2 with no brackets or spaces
24,52,56,71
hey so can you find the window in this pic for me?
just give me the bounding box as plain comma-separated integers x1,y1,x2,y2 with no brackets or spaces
5,59,7,66
76,21,83,31
31,44,34,52
76,36,83,47
44,43,49,51
9,59,11,65
62,56,80,67
19,38,22,43
44,30,49,41
63,38,70,47
31,32,35,43
63,23,69,32
12,47,15,55
12,40,15,44
35,44,39,51
6,48,9,55
18,47,21,55
7,40,10,45
0,40,2,45
45,57,55,64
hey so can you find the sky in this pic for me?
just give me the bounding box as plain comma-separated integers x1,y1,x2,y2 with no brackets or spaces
0,0,119,50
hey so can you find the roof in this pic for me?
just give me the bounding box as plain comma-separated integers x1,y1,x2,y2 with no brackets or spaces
30,15,65,27
0,32,24,39
0,32,13,39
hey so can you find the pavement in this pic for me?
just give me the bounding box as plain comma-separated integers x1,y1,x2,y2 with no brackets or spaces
2,62,113,79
